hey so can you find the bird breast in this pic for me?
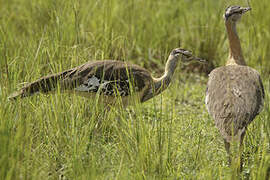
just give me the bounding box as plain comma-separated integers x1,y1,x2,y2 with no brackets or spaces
205,65,264,135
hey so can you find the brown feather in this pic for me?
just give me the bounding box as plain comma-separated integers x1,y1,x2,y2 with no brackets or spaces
9,48,202,106
8,60,153,104
206,65,264,142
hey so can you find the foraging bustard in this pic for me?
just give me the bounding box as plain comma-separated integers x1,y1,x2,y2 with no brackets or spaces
205,6,264,165
9,48,205,107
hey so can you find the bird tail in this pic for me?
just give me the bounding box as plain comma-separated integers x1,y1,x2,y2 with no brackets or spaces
8,70,72,100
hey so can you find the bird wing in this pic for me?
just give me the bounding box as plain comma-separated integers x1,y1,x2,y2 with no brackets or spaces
61,60,152,97
205,65,264,139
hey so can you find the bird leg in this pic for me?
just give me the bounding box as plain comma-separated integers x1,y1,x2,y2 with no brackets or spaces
239,131,246,172
224,139,231,165
228,131,246,173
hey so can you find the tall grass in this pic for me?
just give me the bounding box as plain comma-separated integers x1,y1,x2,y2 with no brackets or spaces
0,0,269,179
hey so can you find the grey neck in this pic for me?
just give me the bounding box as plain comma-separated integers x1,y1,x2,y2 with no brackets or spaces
225,20,246,66
153,55,178,95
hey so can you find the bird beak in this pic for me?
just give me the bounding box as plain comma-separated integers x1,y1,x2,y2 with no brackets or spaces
193,57,207,64
241,7,251,14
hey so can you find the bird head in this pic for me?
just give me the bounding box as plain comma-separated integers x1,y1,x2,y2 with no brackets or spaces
170,48,206,64
224,5,251,22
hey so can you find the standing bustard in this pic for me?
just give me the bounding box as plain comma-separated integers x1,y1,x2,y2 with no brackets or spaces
9,48,205,107
205,6,264,167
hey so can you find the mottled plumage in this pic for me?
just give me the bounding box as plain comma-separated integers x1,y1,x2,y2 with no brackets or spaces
9,48,205,107
9,60,152,105
205,5,264,169
206,65,264,142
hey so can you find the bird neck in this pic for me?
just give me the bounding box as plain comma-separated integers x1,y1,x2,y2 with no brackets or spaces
153,55,178,95
225,20,246,66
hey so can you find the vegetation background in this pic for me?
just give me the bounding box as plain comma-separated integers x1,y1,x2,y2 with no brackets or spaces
0,0,269,179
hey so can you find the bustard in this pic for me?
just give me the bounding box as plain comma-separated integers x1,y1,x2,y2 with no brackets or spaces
205,6,264,168
9,48,205,107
